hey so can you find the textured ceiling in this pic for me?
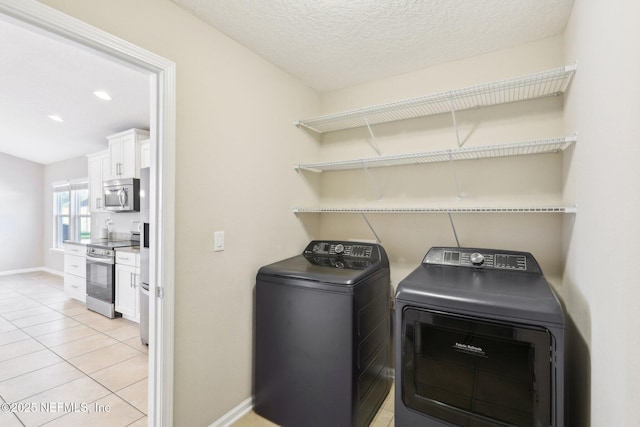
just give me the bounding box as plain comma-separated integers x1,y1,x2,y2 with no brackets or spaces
0,16,150,165
172,0,574,91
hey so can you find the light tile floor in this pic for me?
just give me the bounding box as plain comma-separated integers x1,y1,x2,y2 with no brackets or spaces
233,385,395,427
0,271,148,426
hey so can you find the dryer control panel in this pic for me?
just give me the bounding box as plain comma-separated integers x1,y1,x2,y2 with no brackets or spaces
423,247,541,274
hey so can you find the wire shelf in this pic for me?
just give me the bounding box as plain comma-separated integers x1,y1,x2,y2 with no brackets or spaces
294,136,576,172
295,64,577,134
293,206,577,214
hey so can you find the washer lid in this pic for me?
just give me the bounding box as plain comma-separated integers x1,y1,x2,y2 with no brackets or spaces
258,241,388,285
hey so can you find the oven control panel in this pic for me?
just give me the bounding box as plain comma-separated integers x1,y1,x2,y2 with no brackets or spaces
423,247,541,273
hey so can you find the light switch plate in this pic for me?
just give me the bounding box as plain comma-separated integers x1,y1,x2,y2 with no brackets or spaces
214,231,224,252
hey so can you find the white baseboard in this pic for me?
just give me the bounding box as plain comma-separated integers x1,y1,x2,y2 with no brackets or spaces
0,267,63,277
208,396,253,427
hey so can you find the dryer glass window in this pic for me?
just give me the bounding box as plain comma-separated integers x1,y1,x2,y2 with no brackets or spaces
401,308,552,427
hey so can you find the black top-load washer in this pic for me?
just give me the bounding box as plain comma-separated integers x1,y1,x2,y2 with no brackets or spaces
255,240,392,427
395,247,565,427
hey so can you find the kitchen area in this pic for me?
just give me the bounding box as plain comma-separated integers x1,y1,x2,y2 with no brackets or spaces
0,127,153,426
64,128,151,339
0,13,155,424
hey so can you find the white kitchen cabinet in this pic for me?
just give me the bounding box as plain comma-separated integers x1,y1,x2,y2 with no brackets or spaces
87,150,109,212
107,128,149,180
64,243,86,302
140,139,151,169
115,250,140,322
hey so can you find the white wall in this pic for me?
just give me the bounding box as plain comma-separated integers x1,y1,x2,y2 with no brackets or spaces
318,36,568,287
38,1,320,425
42,155,88,273
0,152,43,272
563,1,640,425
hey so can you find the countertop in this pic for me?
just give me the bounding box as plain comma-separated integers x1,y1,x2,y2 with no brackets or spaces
116,246,140,254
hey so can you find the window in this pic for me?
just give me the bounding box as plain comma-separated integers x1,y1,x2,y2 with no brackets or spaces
53,179,90,248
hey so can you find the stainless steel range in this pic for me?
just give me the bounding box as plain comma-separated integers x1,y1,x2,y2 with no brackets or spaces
86,238,138,318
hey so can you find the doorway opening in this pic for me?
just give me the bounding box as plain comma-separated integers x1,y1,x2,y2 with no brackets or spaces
0,2,176,426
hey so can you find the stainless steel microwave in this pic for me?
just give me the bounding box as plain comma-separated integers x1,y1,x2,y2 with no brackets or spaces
103,178,140,212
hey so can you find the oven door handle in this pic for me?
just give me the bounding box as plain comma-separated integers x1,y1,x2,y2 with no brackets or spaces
87,253,115,264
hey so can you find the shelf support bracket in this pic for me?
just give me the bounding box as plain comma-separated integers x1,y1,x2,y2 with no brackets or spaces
361,213,381,243
449,97,463,147
447,212,461,248
362,115,382,155
362,163,382,200
448,151,462,202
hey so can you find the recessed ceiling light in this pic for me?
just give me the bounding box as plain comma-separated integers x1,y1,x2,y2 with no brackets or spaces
94,91,112,101
48,115,64,122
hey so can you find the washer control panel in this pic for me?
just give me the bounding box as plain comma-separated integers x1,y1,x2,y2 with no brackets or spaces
305,241,374,259
423,247,540,273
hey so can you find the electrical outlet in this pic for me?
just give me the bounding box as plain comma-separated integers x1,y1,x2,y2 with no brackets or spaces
214,231,224,252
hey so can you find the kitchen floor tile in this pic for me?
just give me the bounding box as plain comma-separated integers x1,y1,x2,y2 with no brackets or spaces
83,316,133,332
90,354,148,392
0,300,42,314
0,338,45,363
127,416,148,426
0,349,62,382
0,361,84,403
16,376,111,426
0,317,18,334
103,324,140,341
36,324,100,348
68,343,142,374
0,272,150,425
0,408,23,427
49,333,119,360
115,378,148,414
2,305,56,321
22,317,82,337
0,329,30,346
53,305,89,317
73,311,112,325
122,337,148,354
45,299,86,312
40,393,145,427
10,310,66,328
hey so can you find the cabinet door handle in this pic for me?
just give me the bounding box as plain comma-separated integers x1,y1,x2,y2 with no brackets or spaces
71,284,78,288
97,197,102,209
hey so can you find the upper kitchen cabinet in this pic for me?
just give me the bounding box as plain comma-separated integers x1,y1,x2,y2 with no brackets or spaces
107,128,150,180
140,139,151,169
87,150,109,213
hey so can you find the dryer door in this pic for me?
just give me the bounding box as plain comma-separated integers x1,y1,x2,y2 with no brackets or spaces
401,308,553,427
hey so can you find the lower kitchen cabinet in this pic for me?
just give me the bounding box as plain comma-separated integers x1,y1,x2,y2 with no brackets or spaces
64,273,86,302
115,255,140,322
63,243,86,302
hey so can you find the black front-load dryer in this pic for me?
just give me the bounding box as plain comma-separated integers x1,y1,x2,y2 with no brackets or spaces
395,247,565,427
255,240,392,427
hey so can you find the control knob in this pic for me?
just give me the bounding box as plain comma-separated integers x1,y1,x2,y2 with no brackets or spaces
470,252,485,266
334,244,345,255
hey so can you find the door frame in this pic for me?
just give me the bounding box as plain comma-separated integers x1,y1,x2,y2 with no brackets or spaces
0,1,176,425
